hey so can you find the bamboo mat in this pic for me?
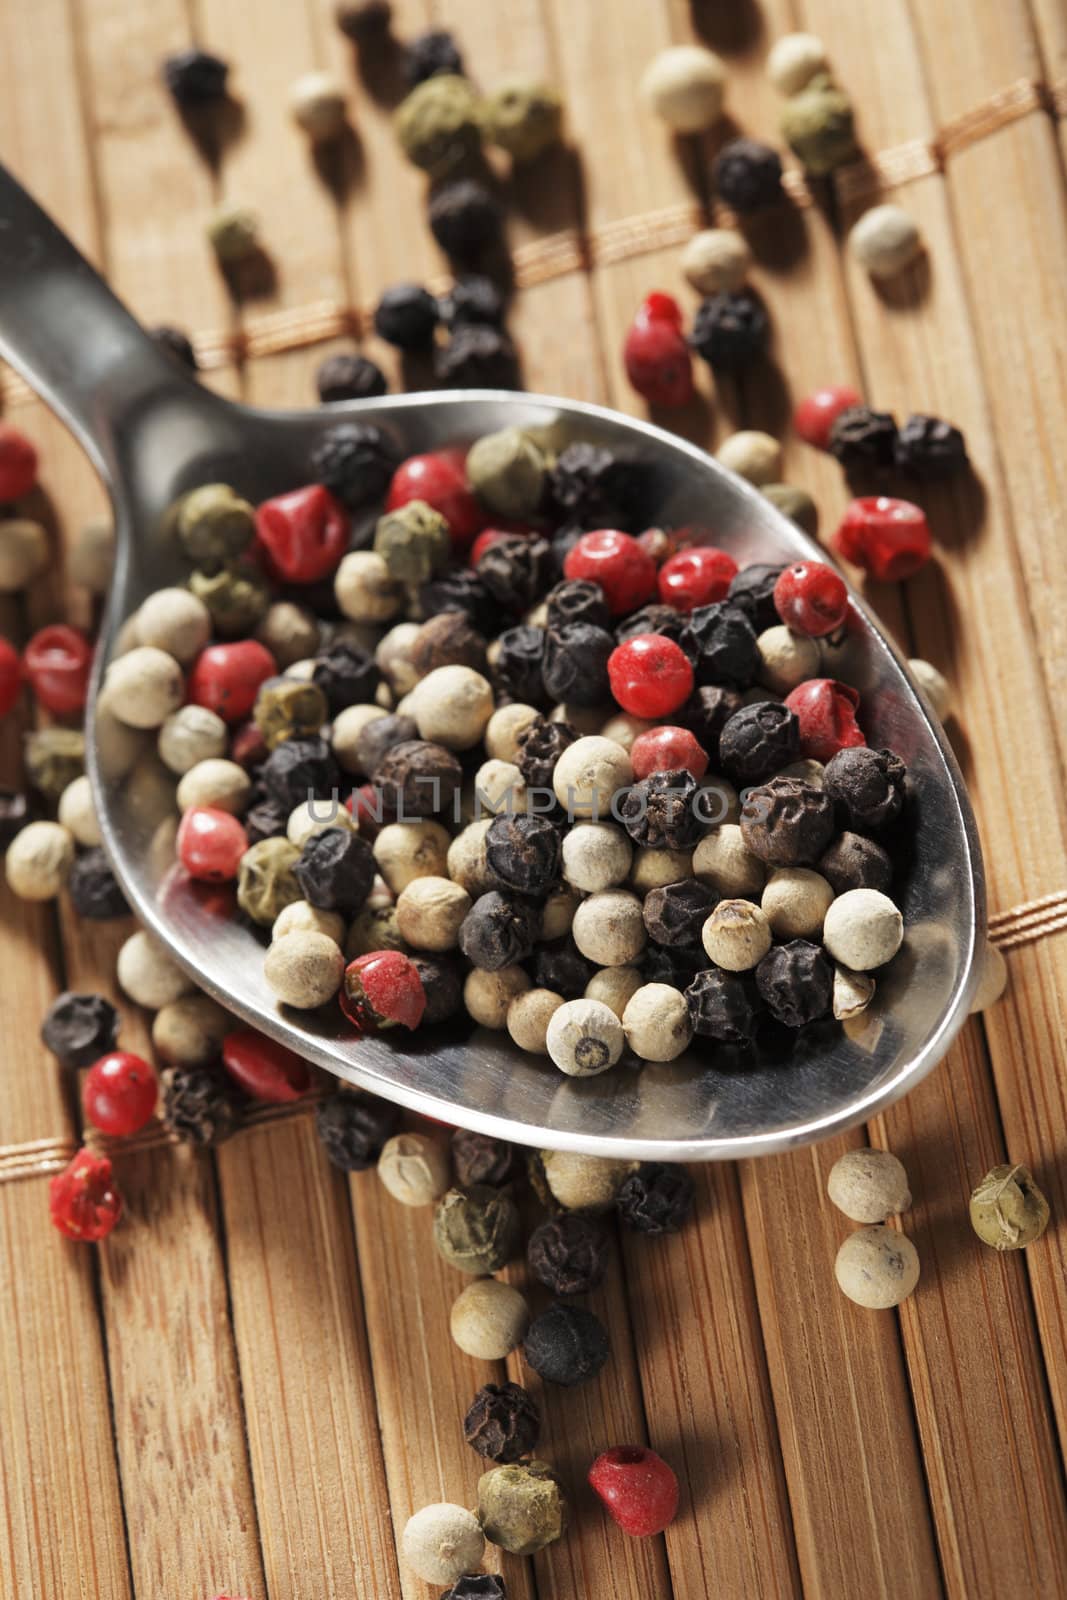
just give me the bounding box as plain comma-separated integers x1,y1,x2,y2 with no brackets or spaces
1,0,1067,1595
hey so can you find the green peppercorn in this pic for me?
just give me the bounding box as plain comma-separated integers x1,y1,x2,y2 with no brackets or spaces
189,563,271,636
236,837,303,925
253,677,329,750
394,74,483,177
433,1184,521,1274
207,206,260,264
780,74,857,176
477,1460,567,1555
25,728,86,799
374,499,451,586
969,1163,1050,1251
762,482,819,537
466,427,547,519
175,484,256,567
483,79,563,162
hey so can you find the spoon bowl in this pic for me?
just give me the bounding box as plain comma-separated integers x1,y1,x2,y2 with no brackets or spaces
0,166,984,1158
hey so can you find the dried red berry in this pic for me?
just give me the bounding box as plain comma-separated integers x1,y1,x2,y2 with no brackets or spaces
22,624,92,715
630,725,708,781
83,1052,158,1137
177,805,248,881
794,385,862,451
49,1147,123,1241
833,496,932,582
221,1027,311,1102
187,640,277,722
588,1445,679,1537
468,525,535,568
386,448,485,551
608,633,694,718
784,678,866,762
0,636,21,716
773,561,849,637
624,293,694,408
564,530,658,616
255,484,349,584
0,423,38,500
340,950,426,1034
230,720,268,769
657,546,738,612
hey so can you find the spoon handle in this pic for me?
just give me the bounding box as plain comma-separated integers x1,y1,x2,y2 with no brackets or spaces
0,163,184,477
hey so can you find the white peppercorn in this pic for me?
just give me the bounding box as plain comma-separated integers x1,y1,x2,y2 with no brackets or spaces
0,518,49,592
376,622,422,696
136,586,212,664
507,987,565,1055
908,658,953,722
111,613,142,657
717,430,782,486
176,758,252,815
698,777,740,826
450,1277,531,1359
562,822,632,893
701,898,772,970
263,928,345,1008
255,602,320,669
69,517,115,593
465,965,531,1029
833,966,875,1021
378,1131,451,1207
599,712,658,752
117,929,195,1008
553,736,633,818
849,204,922,279
552,700,610,736
335,550,404,623
823,888,903,971
289,69,347,139
584,965,643,1021
272,899,346,947
448,819,495,897
541,886,579,942
969,1163,1049,1250
401,1503,485,1587
835,1224,920,1309
331,703,388,775
766,31,828,95
828,1148,911,1223
472,759,525,816
57,775,101,847
541,1150,637,1212
286,799,357,849
284,658,318,683
397,875,471,950
640,44,726,131
151,992,231,1068
779,758,825,789
571,890,647,967
486,702,539,763
630,846,693,894
545,997,624,1077
158,704,228,775
411,664,494,750
681,227,752,294
757,625,821,694
346,904,404,958
5,820,75,900
95,693,148,782
622,982,693,1062
970,940,1007,1013
373,819,451,893
692,824,766,898
761,866,833,938
105,646,185,729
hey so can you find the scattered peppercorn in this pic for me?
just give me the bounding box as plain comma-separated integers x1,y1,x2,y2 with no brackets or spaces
478,1460,567,1555
616,1162,694,1233
451,1127,521,1188
161,1064,241,1146
894,414,968,480
334,0,392,43
828,406,898,471
428,178,504,263
404,27,463,85
163,47,229,106
395,74,483,178
547,442,641,531
441,274,507,328
484,79,563,162
689,292,770,373
67,848,129,920
442,1577,508,1600
780,73,857,175
436,323,520,388
523,1301,610,1386
464,1382,541,1464
24,727,85,800
434,1184,521,1274
315,351,387,403
41,991,120,1069
969,1163,1050,1251
49,1149,122,1242
588,1446,679,1538
373,283,441,350
712,137,783,212
527,1212,609,1295
316,1089,399,1170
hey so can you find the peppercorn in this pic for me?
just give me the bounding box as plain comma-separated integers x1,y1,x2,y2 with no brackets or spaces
558,822,629,894
0,790,34,849
312,422,397,511
428,178,504,264
824,746,906,832
756,625,820,695
483,80,561,162
436,324,520,388
767,31,828,94
817,830,892,895
0,518,49,593
464,1382,540,1465
616,1163,695,1234
315,351,387,404
49,1149,122,1243
679,602,760,689
721,564,782,634
640,44,726,132
163,47,229,105
24,727,85,799
827,406,898,472
849,204,922,279
404,26,463,85
288,69,347,141
689,292,770,373
176,483,256,567
780,73,857,175
375,503,451,589
514,714,574,789
410,663,494,753
420,566,496,632
755,939,832,1026
236,837,303,925
175,758,251,820
617,771,703,852
828,1148,911,1223
970,1163,1049,1251
291,826,373,915
152,993,231,1069
484,813,561,896
67,848,129,920
681,227,752,295
718,430,782,487
524,1301,610,1386
541,580,607,634
449,1128,518,1189
761,866,833,939
763,483,819,537
408,615,485,683
244,795,290,844
373,283,440,350
641,879,716,948
589,1446,679,1539
189,562,271,637
684,967,759,1042
459,890,540,971
532,937,597,998
334,0,391,43
434,1184,521,1274
161,1064,241,1146
894,414,969,480
713,137,783,213
408,954,463,1024
349,711,414,779
396,875,471,950
308,642,377,718
528,1213,608,1297
395,74,483,178
641,941,705,989
835,1224,920,1309
402,1504,485,1587
700,898,771,972
467,430,545,521
450,1276,529,1359
442,1575,508,1600
739,776,835,865
546,442,640,529
262,736,339,810
441,274,507,328
373,819,450,894
490,625,547,708
374,738,462,817
151,324,198,371
376,1132,450,1208
5,820,73,901
476,539,552,616
622,982,693,1061
252,677,328,751
467,966,531,1030
538,622,613,707
545,996,625,1076
539,1150,637,1212
277,898,346,946
41,991,120,1070
823,887,903,971
315,1090,399,1171
834,965,875,1020
264,928,345,1009
478,1460,567,1555
207,205,260,264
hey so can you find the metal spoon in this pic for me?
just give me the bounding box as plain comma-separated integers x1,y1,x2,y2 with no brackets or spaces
0,165,984,1159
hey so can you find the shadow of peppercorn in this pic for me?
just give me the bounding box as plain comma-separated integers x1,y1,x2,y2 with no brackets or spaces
175,95,247,174
651,386,716,452
685,113,745,212
348,30,408,109
509,142,588,241
221,247,279,304
688,0,765,53
739,199,810,274
311,122,366,204
736,353,792,441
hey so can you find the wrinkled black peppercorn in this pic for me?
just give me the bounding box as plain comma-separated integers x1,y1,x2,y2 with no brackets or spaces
41,991,120,1069
689,292,770,373
516,715,577,790
541,623,614,707
755,939,833,1027
67,849,129,920
527,1213,609,1296
463,1382,540,1465
547,442,642,530
436,324,520,388
311,423,397,509
824,746,906,831
373,282,440,350
403,27,463,85
491,626,549,707
162,1065,241,1146
740,776,836,865
641,941,705,988
532,937,596,998
262,736,340,810
485,814,562,896
294,827,374,914
315,352,387,404
441,274,507,328
477,535,554,612
545,579,610,633
312,640,380,715
442,1575,508,1600
244,795,290,844
642,878,718,946
718,701,800,785
151,324,198,371
373,739,462,817
614,603,687,645
334,0,392,43
727,562,786,633
409,955,463,1024
419,567,496,633
680,601,760,688
617,770,703,851
828,406,898,471
0,789,35,849
459,891,540,971
524,1302,610,1386
683,684,743,751
616,1163,695,1234
411,612,488,677
354,712,419,778
315,1089,399,1170
817,830,893,895
712,137,783,213
428,178,504,263
452,1127,522,1187
685,967,761,1042
163,48,229,106
894,413,968,480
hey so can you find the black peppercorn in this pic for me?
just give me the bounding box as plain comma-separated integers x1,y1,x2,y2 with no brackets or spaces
617,770,703,851
523,1302,610,1387
244,795,290,844
477,536,554,612
642,878,718,946
334,0,392,44
828,406,898,471
824,746,906,831
41,991,120,1070
441,274,507,328
541,623,614,707
409,954,463,1024
545,579,610,632
516,715,577,790
436,324,520,388
463,1382,540,1465
817,830,893,895
485,814,561,896
354,713,418,779
532,937,596,998
685,967,761,1042
151,324,198,371
527,1213,609,1296
403,27,463,85
894,413,968,479
460,891,540,971
614,603,687,645
373,282,440,350
162,1065,241,1146
316,1089,400,1170
373,739,462,818
712,137,783,213
727,562,786,633
718,701,800,785
682,684,743,751
311,641,380,716
689,292,770,373
755,939,832,1027
428,179,504,263
294,827,374,914
315,351,387,404
442,1576,508,1600
616,1163,695,1234
452,1127,521,1187
680,601,760,688
491,626,549,707
547,442,643,530
419,566,496,633
641,941,705,988
163,47,229,106
410,611,488,677
262,736,340,810
67,849,129,920
739,776,835,865
0,789,35,849
311,423,397,509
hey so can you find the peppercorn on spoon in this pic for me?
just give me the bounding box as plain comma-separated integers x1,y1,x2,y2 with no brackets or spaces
0,165,985,1159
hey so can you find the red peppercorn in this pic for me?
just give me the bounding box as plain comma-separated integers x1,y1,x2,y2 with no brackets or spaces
221,1027,311,1103
347,782,389,838
0,636,21,717
624,292,694,409
773,561,849,638
340,950,426,1034
564,530,658,617
785,678,866,762
177,805,248,881
834,496,932,583
230,719,268,769
468,526,531,569
657,545,738,612
386,448,485,551
794,385,863,451
83,1051,158,1137
630,725,709,781
607,634,694,718
187,640,277,723
588,1446,679,1538
0,423,39,501
49,1147,123,1242
22,624,93,716
255,484,349,584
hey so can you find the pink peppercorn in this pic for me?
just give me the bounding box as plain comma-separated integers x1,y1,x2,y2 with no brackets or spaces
187,640,277,723
0,636,21,717
221,1028,311,1103
83,1052,158,1137
794,385,862,451
623,292,694,408
177,805,248,881
49,1148,123,1242
657,546,738,612
607,634,694,718
785,678,866,762
773,561,849,637
564,530,658,616
387,448,485,551
588,1446,679,1537
0,423,38,501
834,496,932,583
340,950,426,1034
255,483,349,584
630,725,708,781
230,720,268,769
22,624,93,715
